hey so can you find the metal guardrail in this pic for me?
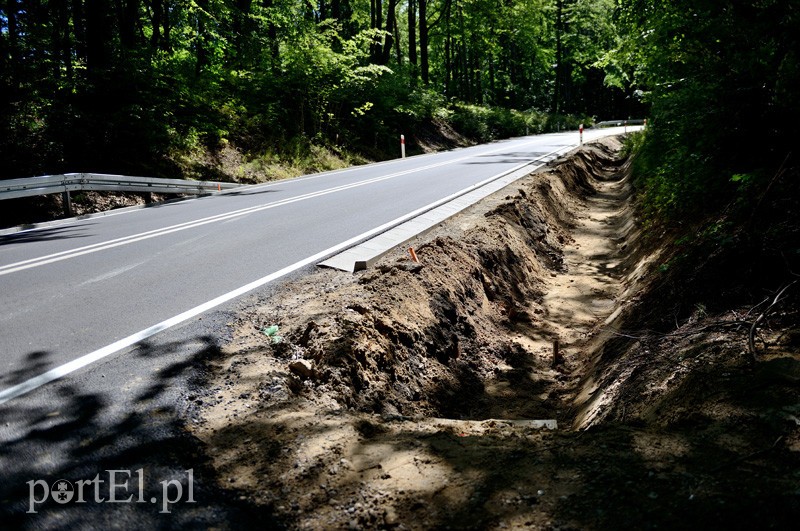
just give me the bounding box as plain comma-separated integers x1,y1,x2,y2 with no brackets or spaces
594,119,646,128
0,173,241,216
0,173,240,200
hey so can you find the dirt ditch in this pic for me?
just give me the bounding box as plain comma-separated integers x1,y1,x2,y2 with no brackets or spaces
189,137,800,530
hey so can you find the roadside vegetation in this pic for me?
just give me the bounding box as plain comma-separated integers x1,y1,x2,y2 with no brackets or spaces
0,0,630,182
609,0,800,322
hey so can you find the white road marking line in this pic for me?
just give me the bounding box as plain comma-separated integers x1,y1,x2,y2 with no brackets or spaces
0,138,548,277
77,261,145,287
0,142,575,405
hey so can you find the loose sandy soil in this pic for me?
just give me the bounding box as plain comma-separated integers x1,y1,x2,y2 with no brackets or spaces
189,138,800,529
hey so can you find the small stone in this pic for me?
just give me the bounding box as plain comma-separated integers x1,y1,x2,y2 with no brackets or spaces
384,507,399,525
288,359,315,379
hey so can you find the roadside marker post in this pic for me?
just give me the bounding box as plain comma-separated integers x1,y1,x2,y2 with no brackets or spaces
579,124,584,145
401,135,406,159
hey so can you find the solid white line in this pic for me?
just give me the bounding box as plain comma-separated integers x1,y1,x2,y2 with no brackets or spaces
0,137,549,277
0,141,578,405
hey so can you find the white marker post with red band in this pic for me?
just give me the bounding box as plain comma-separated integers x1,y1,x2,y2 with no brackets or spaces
579,124,584,145
400,134,406,158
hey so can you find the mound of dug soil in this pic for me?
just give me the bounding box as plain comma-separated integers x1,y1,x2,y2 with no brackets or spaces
190,138,800,530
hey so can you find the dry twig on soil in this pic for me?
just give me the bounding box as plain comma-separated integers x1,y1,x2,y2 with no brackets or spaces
748,281,797,362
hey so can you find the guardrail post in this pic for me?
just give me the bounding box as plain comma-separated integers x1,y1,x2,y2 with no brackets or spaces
62,191,72,217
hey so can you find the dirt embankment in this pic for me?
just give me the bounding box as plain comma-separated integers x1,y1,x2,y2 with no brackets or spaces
189,138,800,530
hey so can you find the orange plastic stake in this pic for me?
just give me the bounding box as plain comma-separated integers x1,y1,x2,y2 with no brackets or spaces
408,247,420,263
218,183,221,191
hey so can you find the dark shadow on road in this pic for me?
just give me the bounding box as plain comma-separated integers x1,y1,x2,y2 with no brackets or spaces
0,335,278,530
0,351,54,388
0,225,93,247
463,151,551,165
222,188,280,197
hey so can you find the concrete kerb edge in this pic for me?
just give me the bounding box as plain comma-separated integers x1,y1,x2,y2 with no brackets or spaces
320,142,579,273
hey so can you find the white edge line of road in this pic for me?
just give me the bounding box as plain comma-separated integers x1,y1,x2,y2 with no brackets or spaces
0,140,587,406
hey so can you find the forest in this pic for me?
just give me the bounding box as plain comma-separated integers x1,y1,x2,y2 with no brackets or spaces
1,0,637,181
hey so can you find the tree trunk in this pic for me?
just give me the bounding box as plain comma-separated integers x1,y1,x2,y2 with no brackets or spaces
380,0,397,65
86,0,113,77
5,0,19,68
233,0,253,66
370,0,383,63
50,0,69,80
118,0,139,59
195,0,209,75
263,0,279,65
408,0,417,80
162,0,171,51
444,1,452,96
393,6,402,65
458,2,468,100
553,0,564,114
150,0,163,50
419,0,429,84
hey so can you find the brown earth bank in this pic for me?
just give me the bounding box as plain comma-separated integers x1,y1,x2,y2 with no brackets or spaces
188,137,800,530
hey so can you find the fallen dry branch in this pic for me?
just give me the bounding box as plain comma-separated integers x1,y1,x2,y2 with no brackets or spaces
748,280,797,362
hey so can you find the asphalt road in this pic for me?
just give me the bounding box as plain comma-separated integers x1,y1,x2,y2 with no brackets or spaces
0,127,630,527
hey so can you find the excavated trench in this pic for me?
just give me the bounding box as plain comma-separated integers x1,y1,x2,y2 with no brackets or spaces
202,138,636,424
189,137,671,529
